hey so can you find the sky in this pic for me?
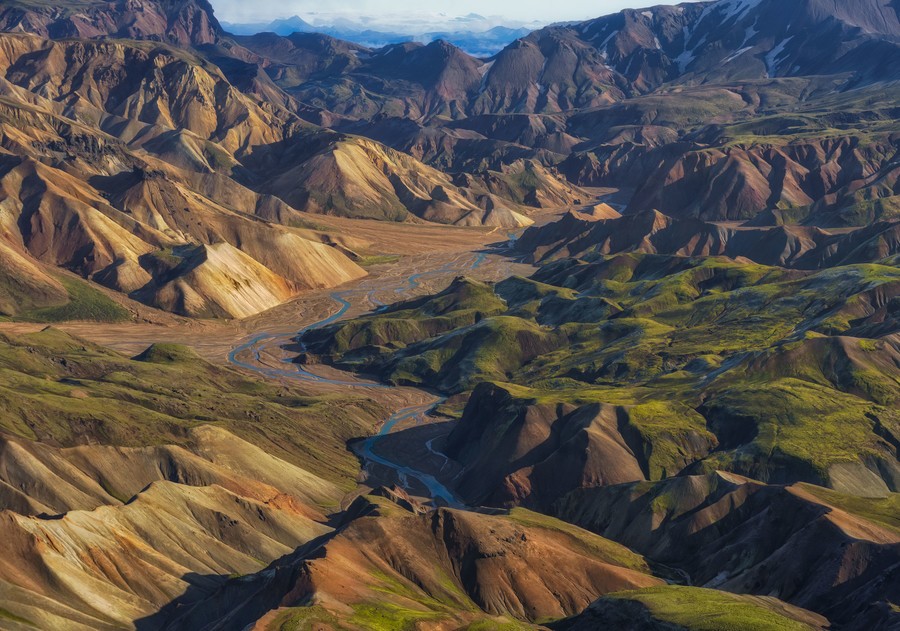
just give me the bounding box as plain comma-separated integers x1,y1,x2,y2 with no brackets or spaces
210,1,690,28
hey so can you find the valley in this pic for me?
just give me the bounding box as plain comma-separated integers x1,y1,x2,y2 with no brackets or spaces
0,0,897,628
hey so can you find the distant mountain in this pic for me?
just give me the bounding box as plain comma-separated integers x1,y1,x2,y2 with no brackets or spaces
236,0,898,226
220,15,316,36
472,0,900,113
221,15,534,56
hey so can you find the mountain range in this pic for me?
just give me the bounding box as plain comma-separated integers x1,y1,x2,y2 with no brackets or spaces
219,15,536,57
0,0,897,629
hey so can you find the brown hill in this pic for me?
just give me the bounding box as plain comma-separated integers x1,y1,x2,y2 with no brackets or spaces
0,32,368,318
0,328,399,630
149,493,662,630
444,382,717,510
0,241,68,316
555,472,900,629
515,208,900,269
0,481,329,630
132,243,299,319
263,136,536,226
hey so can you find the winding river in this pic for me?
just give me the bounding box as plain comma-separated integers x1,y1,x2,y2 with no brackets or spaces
226,249,494,506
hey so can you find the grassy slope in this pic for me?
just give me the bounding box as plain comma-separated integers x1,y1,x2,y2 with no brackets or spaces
794,484,900,534
596,585,818,631
307,254,900,487
0,328,385,488
3,275,130,323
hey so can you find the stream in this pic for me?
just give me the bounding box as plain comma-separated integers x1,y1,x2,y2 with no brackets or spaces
226,249,494,506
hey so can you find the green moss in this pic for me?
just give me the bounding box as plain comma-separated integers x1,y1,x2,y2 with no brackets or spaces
288,218,334,231
349,602,448,631
461,620,536,631
14,275,130,323
268,606,344,631
626,401,717,480
0,608,36,627
795,484,900,534
703,378,890,474
133,343,203,364
604,585,816,630
507,508,651,573
357,254,402,267
311,254,899,487
0,328,387,498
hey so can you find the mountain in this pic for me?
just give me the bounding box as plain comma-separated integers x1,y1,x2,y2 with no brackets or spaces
148,495,664,629
554,472,900,628
223,0,900,225
514,209,900,268
8,0,891,229
0,328,388,628
0,0,223,47
0,28,370,318
221,16,316,37
556,585,830,630
258,0,900,120
303,256,900,499
259,135,546,226
237,36,487,120
300,249,900,628
0,3,575,318
0,0,899,629
221,15,534,56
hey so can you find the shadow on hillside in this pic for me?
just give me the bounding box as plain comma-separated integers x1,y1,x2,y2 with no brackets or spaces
133,420,466,629
133,529,336,630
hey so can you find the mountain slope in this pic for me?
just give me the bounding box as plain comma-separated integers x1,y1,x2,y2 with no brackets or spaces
514,209,900,268
0,0,223,47
222,0,900,226
555,472,900,628
555,585,829,630
0,328,397,629
302,256,900,498
146,493,663,630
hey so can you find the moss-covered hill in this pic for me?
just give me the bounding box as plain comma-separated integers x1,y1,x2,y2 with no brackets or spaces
554,585,828,631
301,254,900,498
0,327,386,489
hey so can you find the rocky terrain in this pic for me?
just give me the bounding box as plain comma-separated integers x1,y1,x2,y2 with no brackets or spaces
0,0,898,629
0,0,897,318
514,207,900,268
0,3,583,319
0,328,389,629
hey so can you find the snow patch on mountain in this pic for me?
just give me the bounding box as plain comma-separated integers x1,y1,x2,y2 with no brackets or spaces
765,36,794,76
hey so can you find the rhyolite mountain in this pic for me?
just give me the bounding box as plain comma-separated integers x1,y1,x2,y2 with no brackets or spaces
0,0,224,46
222,0,900,227
300,218,900,629
2,0,898,238
0,0,589,318
0,0,898,629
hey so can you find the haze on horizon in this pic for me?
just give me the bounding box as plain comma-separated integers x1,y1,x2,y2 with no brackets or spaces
211,0,703,29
